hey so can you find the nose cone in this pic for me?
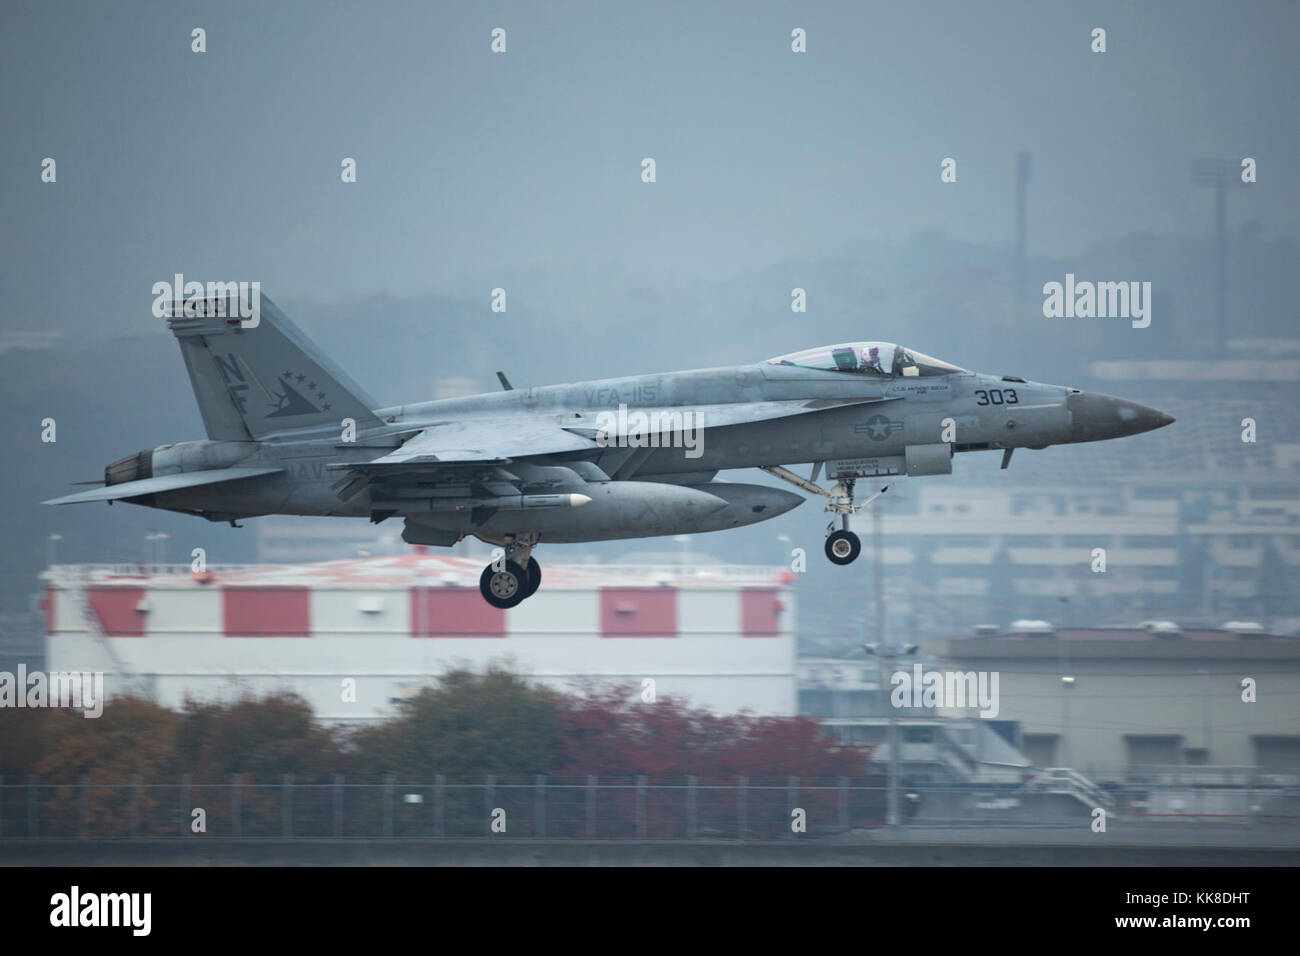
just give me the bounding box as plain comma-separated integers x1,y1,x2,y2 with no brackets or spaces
1066,392,1174,443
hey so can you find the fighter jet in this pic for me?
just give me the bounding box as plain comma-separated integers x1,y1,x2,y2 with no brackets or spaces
46,293,1174,607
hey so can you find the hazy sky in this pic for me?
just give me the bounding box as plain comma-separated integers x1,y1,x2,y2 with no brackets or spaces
2,0,1296,338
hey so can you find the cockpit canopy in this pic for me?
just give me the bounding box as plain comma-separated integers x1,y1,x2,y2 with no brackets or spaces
765,342,964,378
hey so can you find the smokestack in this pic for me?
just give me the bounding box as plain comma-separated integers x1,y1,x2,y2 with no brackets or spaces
1015,151,1032,304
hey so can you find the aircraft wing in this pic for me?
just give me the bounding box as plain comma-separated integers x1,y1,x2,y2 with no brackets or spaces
337,396,893,475
44,467,283,505
340,419,600,475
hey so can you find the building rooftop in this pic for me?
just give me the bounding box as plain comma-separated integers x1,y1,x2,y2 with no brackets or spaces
42,552,796,592
925,625,1300,661
946,626,1298,643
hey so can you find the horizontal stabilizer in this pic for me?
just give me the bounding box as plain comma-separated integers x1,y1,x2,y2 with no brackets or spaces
44,467,282,505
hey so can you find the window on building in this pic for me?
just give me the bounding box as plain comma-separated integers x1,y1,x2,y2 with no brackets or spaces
1252,736,1300,771
1250,486,1299,499
1022,734,1059,768
1124,735,1183,767
798,690,833,717
1134,486,1176,499
1123,536,1173,548
852,725,886,744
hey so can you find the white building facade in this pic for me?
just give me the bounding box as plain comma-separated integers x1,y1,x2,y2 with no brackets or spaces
42,553,797,720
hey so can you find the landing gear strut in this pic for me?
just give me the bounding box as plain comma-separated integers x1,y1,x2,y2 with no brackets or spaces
479,533,541,609
824,479,863,564
760,465,892,567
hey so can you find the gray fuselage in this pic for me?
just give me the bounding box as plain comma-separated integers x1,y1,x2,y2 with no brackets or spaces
136,360,1167,544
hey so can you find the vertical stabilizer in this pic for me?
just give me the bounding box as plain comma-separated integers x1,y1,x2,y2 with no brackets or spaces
167,294,382,440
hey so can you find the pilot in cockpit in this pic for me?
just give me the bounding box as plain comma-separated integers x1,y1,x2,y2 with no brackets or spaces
862,346,885,375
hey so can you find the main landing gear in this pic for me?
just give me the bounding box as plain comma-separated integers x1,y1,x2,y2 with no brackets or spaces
760,465,892,567
479,533,542,609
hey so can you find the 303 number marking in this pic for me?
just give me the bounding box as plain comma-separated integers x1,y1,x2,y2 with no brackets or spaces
974,388,1018,406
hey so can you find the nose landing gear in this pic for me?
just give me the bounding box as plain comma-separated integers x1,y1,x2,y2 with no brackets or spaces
823,478,865,564
479,533,541,609
761,465,892,567
826,528,861,565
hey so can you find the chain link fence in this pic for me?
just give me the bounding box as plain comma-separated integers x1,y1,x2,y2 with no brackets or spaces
0,774,889,840
2,775,1296,840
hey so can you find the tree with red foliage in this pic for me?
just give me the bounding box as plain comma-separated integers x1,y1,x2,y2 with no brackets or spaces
547,684,878,838
553,683,870,781
1,673,886,839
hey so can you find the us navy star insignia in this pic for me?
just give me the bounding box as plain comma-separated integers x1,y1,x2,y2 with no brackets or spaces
856,414,904,441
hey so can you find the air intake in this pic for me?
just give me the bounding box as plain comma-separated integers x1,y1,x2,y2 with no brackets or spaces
105,449,152,486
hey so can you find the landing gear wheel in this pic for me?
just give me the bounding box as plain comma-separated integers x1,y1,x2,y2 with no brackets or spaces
825,530,861,565
480,560,530,609
523,557,542,598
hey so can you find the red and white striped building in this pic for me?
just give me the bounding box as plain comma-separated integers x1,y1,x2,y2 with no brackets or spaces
42,553,797,720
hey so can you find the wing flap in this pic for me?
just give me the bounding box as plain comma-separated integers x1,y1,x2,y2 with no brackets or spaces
44,467,283,505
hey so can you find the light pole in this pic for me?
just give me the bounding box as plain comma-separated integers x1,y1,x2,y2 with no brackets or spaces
145,531,168,571
1015,150,1032,305
1193,158,1250,352
1060,675,1076,767
865,641,919,828
1200,668,1212,763
873,503,884,647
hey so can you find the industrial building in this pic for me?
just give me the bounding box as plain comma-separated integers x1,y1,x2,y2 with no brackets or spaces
41,553,797,720
795,624,1300,821
924,624,1300,782
798,625,1300,784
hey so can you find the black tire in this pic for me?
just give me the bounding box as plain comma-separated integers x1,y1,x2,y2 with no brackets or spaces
825,530,861,565
523,557,542,597
479,560,529,608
